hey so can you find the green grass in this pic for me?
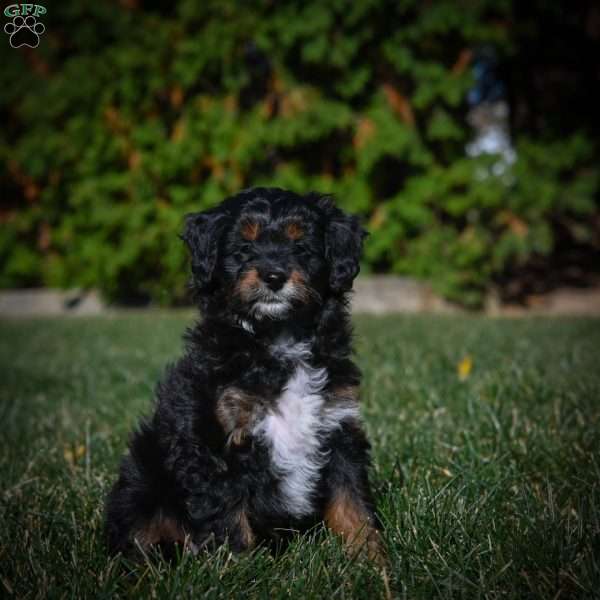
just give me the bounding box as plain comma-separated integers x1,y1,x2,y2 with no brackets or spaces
1,314,599,599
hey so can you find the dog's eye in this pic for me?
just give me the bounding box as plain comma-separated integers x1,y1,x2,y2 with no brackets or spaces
234,243,254,261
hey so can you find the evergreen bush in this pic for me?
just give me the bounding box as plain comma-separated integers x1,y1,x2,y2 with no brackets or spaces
1,1,598,306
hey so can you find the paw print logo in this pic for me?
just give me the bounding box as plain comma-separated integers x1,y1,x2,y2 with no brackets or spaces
4,15,45,48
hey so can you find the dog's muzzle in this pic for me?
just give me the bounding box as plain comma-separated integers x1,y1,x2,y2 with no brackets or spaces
237,267,317,320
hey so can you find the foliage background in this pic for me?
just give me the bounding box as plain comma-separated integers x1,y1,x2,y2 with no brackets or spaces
1,0,599,307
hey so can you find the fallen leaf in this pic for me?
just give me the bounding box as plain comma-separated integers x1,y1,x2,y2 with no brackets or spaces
457,355,473,380
64,444,86,466
63,448,74,465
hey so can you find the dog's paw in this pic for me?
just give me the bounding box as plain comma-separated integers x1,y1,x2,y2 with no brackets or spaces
216,387,264,448
228,426,249,448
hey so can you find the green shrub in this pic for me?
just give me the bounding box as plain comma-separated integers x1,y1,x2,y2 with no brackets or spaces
1,1,598,306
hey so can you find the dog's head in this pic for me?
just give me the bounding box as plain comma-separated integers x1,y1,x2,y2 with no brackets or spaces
182,188,367,321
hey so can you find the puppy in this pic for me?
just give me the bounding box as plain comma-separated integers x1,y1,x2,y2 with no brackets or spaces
105,187,382,561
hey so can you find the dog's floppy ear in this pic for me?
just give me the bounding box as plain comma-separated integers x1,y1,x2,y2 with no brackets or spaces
181,209,228,288
318,196,368,294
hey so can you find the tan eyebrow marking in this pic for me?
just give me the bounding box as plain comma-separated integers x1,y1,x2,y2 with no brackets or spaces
241,220,260,241
285,221,304,240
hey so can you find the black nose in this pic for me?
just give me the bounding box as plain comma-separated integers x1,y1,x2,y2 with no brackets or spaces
263,270,287,291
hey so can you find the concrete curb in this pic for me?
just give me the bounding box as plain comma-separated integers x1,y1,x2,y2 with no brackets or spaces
1,278,599,317
0,289,104,317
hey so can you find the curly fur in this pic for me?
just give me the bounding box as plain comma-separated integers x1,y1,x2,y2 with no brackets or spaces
104,187,382,559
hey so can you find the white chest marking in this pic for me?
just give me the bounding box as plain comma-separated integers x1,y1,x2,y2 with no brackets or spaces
253,340,360,518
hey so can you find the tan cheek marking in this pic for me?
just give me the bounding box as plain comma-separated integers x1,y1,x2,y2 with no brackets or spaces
241,221,260,241
289,269,305,285
236,268,260,299
286,222,304,240
289,269,317,304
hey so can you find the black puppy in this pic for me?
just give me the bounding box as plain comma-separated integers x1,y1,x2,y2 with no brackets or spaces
105,187,382,560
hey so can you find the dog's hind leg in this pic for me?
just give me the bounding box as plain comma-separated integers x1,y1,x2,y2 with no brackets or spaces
322,421,385,565
324,487,382,562
104,422,190,557
132,511,190,556
105,463,189,557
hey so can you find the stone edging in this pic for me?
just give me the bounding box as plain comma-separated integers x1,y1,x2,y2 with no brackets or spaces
1,278,599,317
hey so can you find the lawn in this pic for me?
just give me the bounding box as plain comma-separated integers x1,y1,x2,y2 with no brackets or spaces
1,314,599,599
